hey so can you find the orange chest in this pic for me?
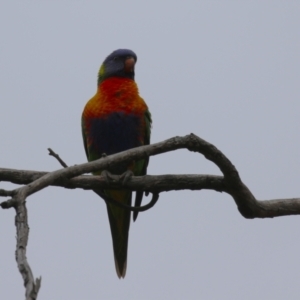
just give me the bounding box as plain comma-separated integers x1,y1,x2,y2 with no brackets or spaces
83,78,147,118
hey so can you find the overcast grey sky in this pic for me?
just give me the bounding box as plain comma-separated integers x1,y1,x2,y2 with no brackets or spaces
1,1,300,299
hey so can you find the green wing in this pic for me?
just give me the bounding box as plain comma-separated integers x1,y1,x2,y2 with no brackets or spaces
133,109,152,221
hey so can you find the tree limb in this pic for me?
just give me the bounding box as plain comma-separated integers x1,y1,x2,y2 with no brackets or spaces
15,199,41,300
0,169,224,193
1,133,300,298
1,133,300,218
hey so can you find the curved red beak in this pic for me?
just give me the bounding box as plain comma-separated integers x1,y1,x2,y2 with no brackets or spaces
124,57,135,73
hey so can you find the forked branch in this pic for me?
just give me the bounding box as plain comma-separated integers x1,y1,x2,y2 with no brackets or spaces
1,133,299,218
1,133,300,299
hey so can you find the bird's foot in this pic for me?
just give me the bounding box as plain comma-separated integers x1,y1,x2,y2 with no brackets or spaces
101,170,114,182
119,170,134,185
101,170,133,185
101,152,107,158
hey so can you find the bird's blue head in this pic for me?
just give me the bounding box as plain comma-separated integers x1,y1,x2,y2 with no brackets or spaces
98,49,137,85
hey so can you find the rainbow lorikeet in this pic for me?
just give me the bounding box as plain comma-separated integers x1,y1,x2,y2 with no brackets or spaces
81,49,152,278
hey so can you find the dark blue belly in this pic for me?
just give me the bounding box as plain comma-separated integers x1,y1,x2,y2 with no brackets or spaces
89,112,143,156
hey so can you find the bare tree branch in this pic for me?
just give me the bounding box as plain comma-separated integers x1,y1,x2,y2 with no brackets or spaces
0,170,222,211
1,189,41,299
0,188,15,197
0,133,300,218
15,198,41,300
0,169,224,192
1,133,300,299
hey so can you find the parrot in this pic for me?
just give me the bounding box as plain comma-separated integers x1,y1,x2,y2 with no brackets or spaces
81,49,152,278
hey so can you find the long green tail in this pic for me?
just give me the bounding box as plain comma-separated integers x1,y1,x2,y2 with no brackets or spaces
105,190,132,278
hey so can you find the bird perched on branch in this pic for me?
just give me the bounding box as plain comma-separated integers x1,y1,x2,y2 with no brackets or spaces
81,49,152,278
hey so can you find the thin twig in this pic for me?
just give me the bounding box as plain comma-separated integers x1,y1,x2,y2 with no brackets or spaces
48,148,68,168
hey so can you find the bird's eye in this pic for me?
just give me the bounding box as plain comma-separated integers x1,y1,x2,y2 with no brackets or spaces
113,56,118,61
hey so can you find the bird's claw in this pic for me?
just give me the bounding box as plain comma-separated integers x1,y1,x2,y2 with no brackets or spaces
101,170,133,185
119,170,134,185
101,170,114,183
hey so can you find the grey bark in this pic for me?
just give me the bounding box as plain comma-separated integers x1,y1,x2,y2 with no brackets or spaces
1,133,300,299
